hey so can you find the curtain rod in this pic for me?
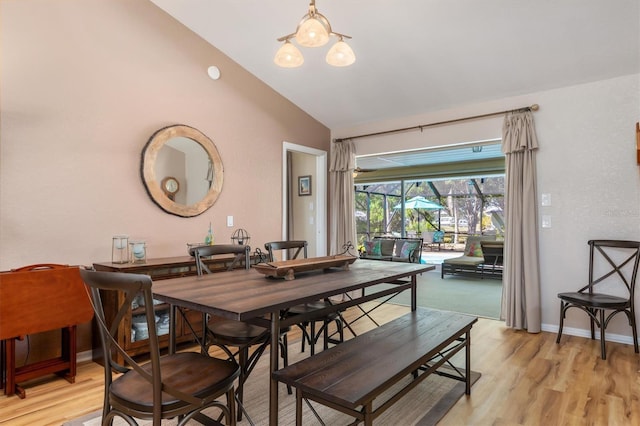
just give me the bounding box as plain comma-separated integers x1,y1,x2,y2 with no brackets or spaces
334,104,539,143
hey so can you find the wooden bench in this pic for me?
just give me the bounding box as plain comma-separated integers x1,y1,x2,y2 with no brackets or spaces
273,308,478,425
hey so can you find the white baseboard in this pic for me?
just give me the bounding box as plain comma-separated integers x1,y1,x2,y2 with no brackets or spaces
76,326,636,363
541,323,635,346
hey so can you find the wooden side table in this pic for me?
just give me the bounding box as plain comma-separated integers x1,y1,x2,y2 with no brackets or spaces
0,264,93,398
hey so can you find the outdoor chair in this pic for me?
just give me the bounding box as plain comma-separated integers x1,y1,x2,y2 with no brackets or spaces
264,240,344,355
424,230,445,251
441,235,496,278
190,244,291,422
556,239,640,360
80,268,239,426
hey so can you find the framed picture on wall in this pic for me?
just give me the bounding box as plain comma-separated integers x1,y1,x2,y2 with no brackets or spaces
298,175,312,196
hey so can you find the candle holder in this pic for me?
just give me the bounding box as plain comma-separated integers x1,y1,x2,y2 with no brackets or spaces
231,228,251,245
112,235,129,264
129,241,147,264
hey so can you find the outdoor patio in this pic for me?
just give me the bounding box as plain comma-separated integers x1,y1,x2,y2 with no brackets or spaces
420,249,463,265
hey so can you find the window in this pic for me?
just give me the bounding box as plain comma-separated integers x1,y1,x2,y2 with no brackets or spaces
355,175,504,247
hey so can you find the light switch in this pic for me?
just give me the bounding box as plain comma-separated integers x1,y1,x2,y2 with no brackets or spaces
542,215,552,228
541,193,551,207
227,215,233,227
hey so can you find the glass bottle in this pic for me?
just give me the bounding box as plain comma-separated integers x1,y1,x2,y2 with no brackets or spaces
204,222,214,245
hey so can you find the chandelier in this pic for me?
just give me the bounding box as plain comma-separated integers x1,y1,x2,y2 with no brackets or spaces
274,0,355,68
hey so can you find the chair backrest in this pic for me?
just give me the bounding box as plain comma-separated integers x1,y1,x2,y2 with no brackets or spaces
79,269,165,417
394,237,423,263
432,230,445,243
264,240,308,262
463,235,496,257
480,240,504,265
190,244,251,275
581,240,640,301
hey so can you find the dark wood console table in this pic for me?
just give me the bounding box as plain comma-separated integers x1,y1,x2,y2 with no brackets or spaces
0,264,93,398
93,253,259,279
92,253,260,364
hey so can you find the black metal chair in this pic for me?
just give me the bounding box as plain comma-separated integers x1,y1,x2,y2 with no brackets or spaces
189,244,290,422
191,243,249,275
80,268,239,426
556,239,640,360
264,240,344,355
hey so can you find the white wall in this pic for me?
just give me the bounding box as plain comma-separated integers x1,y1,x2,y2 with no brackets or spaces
334,73,640,339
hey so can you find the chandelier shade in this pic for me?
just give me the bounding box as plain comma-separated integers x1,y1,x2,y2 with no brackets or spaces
275,0,355,67
295,13,330,47
274,40,304,68
326,38,356,67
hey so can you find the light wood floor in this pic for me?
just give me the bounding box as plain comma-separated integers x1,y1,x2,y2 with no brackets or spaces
2,303,640,425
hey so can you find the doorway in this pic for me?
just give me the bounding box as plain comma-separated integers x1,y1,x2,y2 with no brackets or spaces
355,142,505,319
282,142,327,257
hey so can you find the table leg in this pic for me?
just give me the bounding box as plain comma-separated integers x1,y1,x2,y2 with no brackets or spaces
1,339,5,391
5,338,15,396
465,329,471,395
61,326,76,384
411,273,417,311
269,311,280,425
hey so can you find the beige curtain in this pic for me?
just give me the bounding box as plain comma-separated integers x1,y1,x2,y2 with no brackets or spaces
501,111,541,333
329,140,356,255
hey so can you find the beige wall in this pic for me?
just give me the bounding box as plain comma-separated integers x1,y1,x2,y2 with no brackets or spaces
334,73,640,342
0,0,330,356
290,151,317,257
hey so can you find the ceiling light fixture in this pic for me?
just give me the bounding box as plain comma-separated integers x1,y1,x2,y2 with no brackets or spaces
274,0,355,68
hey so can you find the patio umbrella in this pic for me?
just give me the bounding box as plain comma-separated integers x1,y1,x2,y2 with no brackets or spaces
393,196,444,231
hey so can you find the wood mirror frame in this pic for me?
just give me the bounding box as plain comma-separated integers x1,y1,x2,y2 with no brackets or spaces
141,124,224,217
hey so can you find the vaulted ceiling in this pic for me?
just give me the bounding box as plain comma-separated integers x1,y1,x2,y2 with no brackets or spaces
150,0,639,130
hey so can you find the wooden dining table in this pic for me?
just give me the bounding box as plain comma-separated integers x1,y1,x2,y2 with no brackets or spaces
151,258,434,425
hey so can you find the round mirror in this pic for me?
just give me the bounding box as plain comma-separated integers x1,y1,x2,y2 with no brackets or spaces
141,124,224,217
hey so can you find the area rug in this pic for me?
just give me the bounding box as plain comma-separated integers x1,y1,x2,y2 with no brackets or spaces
64,367,480,426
